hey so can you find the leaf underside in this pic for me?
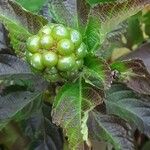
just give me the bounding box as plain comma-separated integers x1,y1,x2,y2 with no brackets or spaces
88,111,135,150
105,83,150,138
111,59,150,95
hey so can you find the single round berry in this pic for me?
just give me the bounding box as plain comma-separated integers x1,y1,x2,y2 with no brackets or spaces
57,55,76,71
42,51,58,67
26,51,33,62
76,59,84,69
26,35,40,53
76,42,87,59
52,25,70,41
40,35,54,49
30,53,44,70
39,24,55,36
70,29,82,48
57,39,74,55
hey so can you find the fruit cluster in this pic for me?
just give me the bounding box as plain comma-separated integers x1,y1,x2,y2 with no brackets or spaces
26,24,87,81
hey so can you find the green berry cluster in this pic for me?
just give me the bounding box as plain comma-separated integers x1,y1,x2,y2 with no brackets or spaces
26,24,87,81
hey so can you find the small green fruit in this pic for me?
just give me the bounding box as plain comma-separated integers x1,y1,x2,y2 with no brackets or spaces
26,35,40,53
38,24,54,36
42,51,58,67
30,53,44,70
57,39,74,55
70,29,82,48
26,51,33,62
76,43,87,59
57,55,76,71
40,35,54,49
52,25,70,41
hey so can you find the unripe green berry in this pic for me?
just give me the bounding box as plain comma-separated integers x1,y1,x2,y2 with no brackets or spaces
42,51,58,67
70,29,82,48
26,35,40,53
40,35,54,49
26,51,33,62
57,55,76,71
57,39,74,55
52,25,70,41
76,42,87,59
38,24,54,36
30,53,44,70
26,23,87,81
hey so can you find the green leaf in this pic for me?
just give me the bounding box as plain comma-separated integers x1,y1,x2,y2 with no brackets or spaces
0,0,48,56
105,83,150,138
142,11,150,36
125,13,144,49
52,79,102,149
111,59,150,95
88,111,135,150
84,55,112,90
16,0,46,13
84,16,101,53
91,0,148,44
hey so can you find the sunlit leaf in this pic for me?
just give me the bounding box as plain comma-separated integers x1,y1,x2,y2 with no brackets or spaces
84,16,101,53
84,55,112,89
52,79,102,149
